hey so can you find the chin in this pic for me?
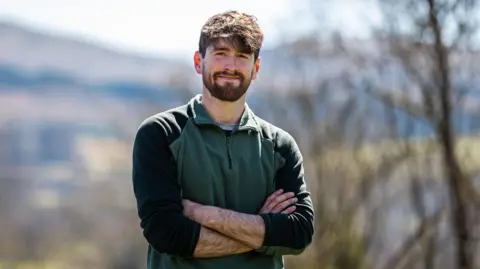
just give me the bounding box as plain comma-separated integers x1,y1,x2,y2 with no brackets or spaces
211,90,246,103
216,81,240,87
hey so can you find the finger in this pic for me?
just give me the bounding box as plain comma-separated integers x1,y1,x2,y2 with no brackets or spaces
272,197,298,213
264,192,295,213
261,189,284,212
281,206,296,214
264,189,283,205
272,192,295,207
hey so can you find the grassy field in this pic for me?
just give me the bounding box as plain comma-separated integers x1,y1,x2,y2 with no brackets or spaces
315,134,480,179
0,261,62,269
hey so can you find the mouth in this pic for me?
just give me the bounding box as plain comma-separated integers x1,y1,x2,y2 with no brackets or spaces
217,75,240,82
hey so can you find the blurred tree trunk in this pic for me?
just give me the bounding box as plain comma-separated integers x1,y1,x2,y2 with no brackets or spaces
428,1,472,267
373,0,479,268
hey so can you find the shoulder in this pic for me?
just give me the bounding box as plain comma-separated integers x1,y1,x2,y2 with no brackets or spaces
254,115,304,173
135,103,192,145
254,115,300,153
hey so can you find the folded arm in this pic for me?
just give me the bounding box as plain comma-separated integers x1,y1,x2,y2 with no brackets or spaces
132,117,251,258
194,226,252,257
188,131,315,255
188,203,266,249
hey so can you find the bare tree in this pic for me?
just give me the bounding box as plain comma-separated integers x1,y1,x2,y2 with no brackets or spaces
261,1,479,267
258,33,435,269
370,0,480,268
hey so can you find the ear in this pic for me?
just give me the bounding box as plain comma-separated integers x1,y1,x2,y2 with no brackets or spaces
251,57,261,80
193,51,202,74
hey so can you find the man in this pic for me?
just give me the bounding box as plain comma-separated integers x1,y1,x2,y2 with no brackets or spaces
132,10,314,269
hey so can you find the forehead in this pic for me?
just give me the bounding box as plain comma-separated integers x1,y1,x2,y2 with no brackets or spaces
207,38,252,54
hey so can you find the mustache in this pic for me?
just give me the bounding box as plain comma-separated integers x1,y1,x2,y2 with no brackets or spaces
214,71,244,79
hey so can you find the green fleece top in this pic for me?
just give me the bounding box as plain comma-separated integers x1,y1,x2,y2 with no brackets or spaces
132,94,314,269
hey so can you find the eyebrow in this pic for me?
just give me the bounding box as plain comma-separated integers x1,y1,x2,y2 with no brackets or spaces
212,45,251,57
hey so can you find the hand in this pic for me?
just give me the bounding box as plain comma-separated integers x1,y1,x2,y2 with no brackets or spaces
259,189,297,214
182,199,203,220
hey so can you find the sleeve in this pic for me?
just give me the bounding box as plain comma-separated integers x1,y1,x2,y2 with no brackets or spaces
132,117,201,257
256,131,315,256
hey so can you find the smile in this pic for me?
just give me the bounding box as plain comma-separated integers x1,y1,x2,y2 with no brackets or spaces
217,76,240,81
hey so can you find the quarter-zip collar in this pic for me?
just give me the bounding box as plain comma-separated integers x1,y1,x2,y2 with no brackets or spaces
188,94,259,132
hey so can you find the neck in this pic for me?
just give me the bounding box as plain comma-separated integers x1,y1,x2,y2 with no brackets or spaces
200,89,246,125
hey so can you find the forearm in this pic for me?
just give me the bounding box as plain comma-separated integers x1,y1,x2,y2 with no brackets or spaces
193,226,252,258
195,206,265,249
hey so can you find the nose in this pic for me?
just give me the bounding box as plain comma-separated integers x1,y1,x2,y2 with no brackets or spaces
222,55,237,70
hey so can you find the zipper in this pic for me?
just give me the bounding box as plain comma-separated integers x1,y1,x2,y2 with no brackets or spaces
226,133,233,169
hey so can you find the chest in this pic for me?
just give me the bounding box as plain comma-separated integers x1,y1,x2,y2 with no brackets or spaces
170,126,282,214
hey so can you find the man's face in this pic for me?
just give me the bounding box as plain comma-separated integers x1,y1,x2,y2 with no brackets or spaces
194,40,260,102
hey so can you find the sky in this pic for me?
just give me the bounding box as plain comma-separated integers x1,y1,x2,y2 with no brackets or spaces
0,0,382,60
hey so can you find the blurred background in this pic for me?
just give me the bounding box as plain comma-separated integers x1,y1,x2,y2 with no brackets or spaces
0,0,479,268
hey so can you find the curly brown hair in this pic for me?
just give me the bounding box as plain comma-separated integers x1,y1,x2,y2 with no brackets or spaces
198,10,264,60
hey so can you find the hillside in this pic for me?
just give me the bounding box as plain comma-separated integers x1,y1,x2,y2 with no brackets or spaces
0,20,478,140
0,21,191,84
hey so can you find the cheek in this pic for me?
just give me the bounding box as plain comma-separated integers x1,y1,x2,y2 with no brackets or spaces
245,68,255,78
204,64,220,76
251,67,257,77
201,65,214,78
208,58,225,70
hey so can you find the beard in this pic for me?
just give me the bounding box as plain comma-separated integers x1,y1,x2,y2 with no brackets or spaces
202,67,252,102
